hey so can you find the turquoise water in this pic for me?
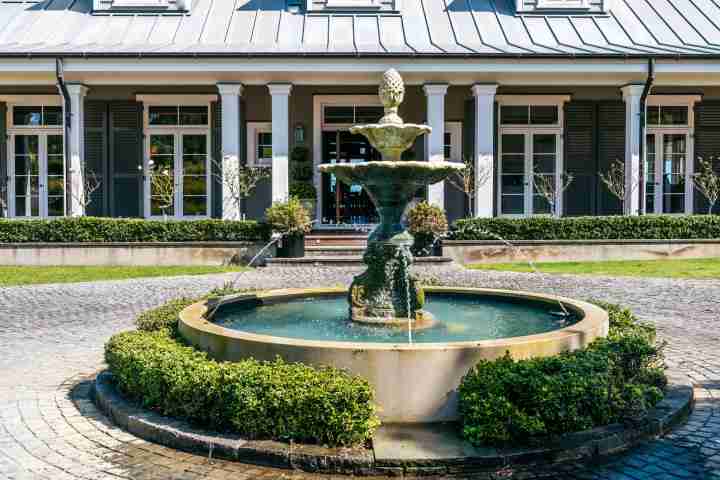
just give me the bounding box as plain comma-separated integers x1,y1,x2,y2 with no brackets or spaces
213,293,580,344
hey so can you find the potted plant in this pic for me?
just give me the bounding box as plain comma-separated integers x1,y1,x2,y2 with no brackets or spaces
406,201,448,257
289,182,317,215
265,197,312,258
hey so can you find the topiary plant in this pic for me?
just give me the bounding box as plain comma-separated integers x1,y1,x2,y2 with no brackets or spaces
264,197,312,237
406,201,448,257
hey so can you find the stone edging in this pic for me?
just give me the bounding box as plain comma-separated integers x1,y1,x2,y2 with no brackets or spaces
443,238,720,246
0,241,260,248
92,369,694,476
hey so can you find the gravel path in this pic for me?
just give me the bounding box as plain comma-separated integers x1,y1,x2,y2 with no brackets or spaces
0,266,719,480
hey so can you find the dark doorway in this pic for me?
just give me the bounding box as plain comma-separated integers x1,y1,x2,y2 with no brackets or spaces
321,130,380,225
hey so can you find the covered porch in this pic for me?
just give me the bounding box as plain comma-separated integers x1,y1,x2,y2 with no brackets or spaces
1,57,719,224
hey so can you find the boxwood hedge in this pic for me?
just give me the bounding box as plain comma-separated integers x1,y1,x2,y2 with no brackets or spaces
448,215,720,241
0,217,271,243
458,303,666,446
107,296,379,447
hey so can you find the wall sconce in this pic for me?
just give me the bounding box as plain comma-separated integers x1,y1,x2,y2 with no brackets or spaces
294,123,305,144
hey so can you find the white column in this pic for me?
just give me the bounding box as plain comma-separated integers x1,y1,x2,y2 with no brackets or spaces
622,84,644,216
217,83,243,220
424,84,449,210
268,84,292,203
64,83,89,217
472,84,498,218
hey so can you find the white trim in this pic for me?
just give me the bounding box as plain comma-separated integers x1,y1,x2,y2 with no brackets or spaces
496,95,572,106
535,0,590,9
313,95,382,221
136,94,217,105
0,95,61,106
647,95,702,107
246,122,273,167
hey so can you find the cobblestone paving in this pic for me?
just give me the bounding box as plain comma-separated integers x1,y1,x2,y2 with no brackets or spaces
0,265,719,479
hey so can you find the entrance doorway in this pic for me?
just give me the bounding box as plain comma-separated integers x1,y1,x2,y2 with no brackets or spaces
321,130,380,225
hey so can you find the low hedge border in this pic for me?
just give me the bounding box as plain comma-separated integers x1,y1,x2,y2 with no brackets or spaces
449,215,720,241
91,368,693,476
0,217,271,243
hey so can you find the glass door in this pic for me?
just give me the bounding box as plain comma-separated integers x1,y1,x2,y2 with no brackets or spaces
321,131,379,225
645,132,688,214
146,132,209,218
499,132,559,216
8,133,65,218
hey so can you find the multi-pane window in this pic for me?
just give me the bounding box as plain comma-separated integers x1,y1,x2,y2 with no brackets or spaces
257,133,273,166
647,106,689,127
323,105,384,125
500,105,559,126
144,104,210,218
7,104,65,218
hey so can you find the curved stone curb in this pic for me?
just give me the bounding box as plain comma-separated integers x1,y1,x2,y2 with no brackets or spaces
92,369,693,477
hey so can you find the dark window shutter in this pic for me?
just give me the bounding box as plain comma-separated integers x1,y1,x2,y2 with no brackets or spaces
564,101,597,216
694,101,720,214
0,102,6,218
109,101,143,218
84,101,108,216
211,100,222,219
597,102,625,215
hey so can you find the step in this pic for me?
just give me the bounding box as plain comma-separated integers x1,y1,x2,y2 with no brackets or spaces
306,246,366,257
305,235,369,247
265,256,454,267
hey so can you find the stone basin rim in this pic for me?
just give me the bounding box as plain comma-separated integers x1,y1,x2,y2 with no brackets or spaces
318,160,465,171
179,287,609,352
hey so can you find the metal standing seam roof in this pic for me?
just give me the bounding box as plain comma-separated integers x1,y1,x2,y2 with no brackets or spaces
3,0,720,57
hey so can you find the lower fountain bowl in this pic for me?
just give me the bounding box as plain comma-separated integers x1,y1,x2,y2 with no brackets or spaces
179,287,608,423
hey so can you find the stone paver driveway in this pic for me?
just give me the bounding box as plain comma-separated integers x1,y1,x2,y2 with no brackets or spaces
1,265,719,479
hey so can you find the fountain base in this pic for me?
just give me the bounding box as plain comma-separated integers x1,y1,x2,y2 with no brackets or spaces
351,309,438,330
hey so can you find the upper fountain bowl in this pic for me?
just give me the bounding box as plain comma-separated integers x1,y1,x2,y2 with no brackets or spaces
349,123,431,162
318,160,464,188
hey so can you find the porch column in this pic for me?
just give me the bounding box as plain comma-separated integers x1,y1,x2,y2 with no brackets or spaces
424,84,449,210
472,84,498,218
268,84,292,203
217,83,243,220
622,84,644,216
64,83,88,217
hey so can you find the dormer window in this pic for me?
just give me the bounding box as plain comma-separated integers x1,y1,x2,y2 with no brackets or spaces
93,0,191,12
517,0,608,13
303,0,399,12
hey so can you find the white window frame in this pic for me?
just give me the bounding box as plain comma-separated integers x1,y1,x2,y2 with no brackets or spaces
496,95,570,218
313,95,382,224
536,0,589,9
2,96,65,219
444,122,463,162
307,0,399,11
247,122,273,167
93,0,190,11
644,95,700,215
138,95,215,220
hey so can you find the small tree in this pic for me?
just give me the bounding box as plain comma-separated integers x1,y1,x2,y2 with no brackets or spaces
212,157,270,220
533,170,574,217
447,156,492,218
0,179,7,218
694,156,720,214
600,159,640,214
148,163,175,220
70,167,102,215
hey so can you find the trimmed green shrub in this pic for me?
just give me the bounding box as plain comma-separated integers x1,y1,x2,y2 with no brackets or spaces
0,217,271,243
135,298,197,333
458,303,666,446
105,330,380,446
449,215,720,241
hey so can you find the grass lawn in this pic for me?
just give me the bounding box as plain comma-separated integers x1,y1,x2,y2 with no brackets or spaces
0,265,248,287
467,257,720,279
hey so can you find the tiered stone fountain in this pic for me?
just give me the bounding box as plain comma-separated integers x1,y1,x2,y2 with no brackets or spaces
179,69,608,423
320,69,464,328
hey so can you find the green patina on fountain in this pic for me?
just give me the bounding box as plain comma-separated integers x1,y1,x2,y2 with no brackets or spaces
319,69,464,327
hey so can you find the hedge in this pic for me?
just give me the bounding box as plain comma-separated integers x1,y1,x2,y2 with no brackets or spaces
0,217,271,243
448,215,720,241
458,303,666,446
107,296,379,447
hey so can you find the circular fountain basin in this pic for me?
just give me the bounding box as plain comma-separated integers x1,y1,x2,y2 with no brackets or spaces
319,161,464,188
179,287,608,423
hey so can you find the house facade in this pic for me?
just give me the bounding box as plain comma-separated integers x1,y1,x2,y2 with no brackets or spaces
0,0,719,227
